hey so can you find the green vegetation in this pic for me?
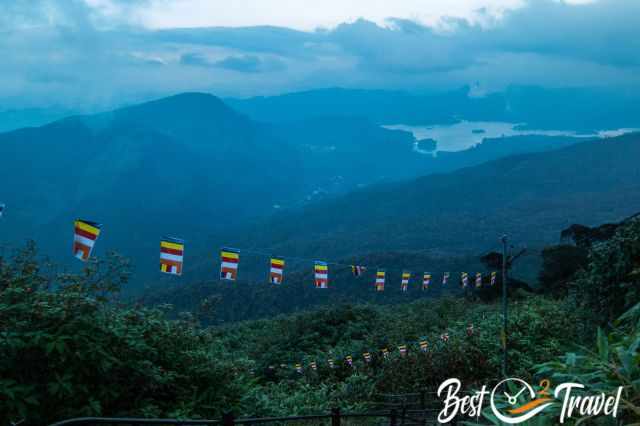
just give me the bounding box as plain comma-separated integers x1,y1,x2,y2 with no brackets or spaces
1,217,639,425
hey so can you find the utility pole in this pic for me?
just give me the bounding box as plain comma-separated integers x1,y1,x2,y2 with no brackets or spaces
501,235,508,378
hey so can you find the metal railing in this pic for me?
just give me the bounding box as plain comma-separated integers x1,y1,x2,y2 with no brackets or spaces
48,408,410,426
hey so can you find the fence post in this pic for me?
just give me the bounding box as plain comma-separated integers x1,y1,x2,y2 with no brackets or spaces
390,408,398,426
331,407,341,426
222,412,235,426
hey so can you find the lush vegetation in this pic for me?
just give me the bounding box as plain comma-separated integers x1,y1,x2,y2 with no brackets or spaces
1,217,639,425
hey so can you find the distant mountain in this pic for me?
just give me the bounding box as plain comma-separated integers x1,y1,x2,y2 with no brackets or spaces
225,133,640,262
227,86,640,132
0,91,613,288
0,106,76,133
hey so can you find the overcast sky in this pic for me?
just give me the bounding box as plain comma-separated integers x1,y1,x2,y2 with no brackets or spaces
1,0,639,109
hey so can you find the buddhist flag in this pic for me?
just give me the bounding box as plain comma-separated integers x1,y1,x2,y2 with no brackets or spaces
441,333,450,343
375,269,385,292
72,219,102,261
461,272,469,288
475,272,482,288
363,352,372,363
159,237,184,275
295,364,303,374
220,248,240,281
491,271,497,286
442,272,450,286
345,355,353,367
419,340,428,352
398,345,407,357
422,273,431,290
310,361,317,371
351,265,366,277
401,271,410,292
314,261,328,288
269,257,285,284
328,359,335,369
0,203,4,218
381,348,389,360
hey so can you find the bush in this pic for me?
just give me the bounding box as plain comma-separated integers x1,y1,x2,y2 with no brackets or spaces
0,243,249,425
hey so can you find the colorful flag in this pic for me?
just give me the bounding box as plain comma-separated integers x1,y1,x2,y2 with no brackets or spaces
295,364,303,374
375,269,385,292
491,271,497,286
442,272,450,285
159,237,184,275
345,355,353,367
72,219,102,261
310,361,317,371
381,348,389,360
422,273,431,290
401,271,410,292
220,248,240,281
363,352,372,363
467,324,475,336
351,265,366,277
328,359,335,369
398,345,407,357
269,257,285,284
419,340,428,352
314,261,328,288
461,272,469,288
475,272,482,288
441,333,450,343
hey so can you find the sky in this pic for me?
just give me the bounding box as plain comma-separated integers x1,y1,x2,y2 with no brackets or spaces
1,0,639,110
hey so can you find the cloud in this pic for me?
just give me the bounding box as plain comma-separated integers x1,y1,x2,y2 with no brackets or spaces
0,0,639,110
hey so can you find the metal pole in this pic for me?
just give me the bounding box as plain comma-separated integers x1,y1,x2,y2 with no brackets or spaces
501,235,508,378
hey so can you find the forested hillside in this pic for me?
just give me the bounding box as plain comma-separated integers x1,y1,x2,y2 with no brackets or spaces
2,216,639,424
227,132,640,262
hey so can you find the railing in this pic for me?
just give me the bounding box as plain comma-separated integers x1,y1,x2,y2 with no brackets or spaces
48,408,408,426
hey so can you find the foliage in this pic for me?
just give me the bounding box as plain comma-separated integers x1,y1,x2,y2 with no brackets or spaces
533,300,640,425
570,218,640,324
0,242,250,425
538,245,588,297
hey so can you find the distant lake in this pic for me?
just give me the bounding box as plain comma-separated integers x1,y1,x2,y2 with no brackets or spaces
383,121,638,153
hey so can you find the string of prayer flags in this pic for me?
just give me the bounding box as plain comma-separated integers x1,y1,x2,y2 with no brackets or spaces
375,269,386,292
314,261,329,288
401,271,410,292
351,265,366,277
159,237,184,275
269,257,285,284
363,352,372,363
422,273,431,290
419,340,428,352
475,272,482,288
398,345,407,357
442,272,450,285
72,219,102,261
220,248,240,281
491,271,497,286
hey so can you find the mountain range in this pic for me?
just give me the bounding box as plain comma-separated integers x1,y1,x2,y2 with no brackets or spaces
0,91,636,291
